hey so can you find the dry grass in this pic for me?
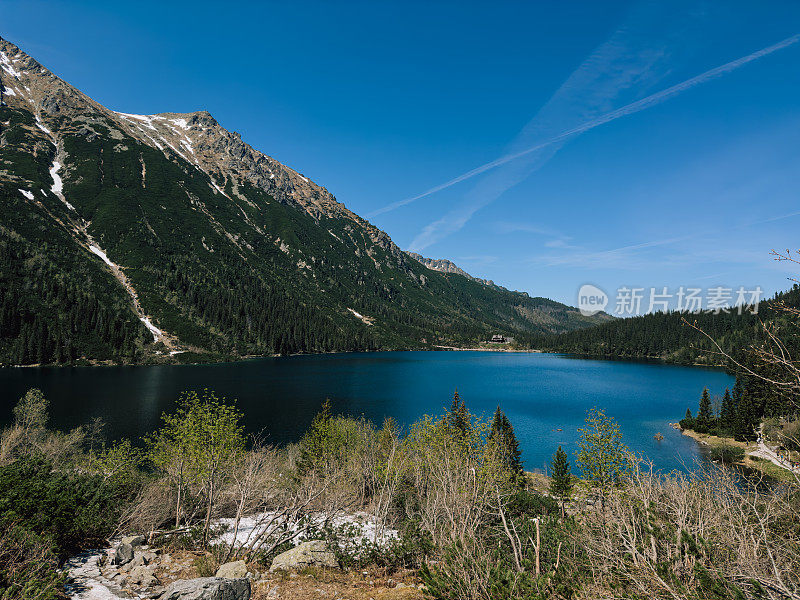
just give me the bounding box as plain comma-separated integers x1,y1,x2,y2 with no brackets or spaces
252,567,424,600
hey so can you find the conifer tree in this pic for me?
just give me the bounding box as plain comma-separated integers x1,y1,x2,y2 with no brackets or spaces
719,388,734,431
489,406,524,483
446,389,469,434
733,378,762,441
698,387,713,429
549,445,572,517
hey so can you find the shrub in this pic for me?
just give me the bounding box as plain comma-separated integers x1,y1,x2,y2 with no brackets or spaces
0,456,137,558
0,517,63,600
708,444,745,464
193,554,220,577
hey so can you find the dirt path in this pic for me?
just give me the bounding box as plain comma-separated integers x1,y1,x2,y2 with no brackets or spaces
750,425,800,475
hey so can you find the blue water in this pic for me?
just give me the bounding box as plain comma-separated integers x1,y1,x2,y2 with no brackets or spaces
0,351,734,473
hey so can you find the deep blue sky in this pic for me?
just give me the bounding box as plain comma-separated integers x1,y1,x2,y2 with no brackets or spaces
3,1,800,312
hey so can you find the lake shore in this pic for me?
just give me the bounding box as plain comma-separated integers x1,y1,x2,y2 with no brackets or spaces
679,428,797,482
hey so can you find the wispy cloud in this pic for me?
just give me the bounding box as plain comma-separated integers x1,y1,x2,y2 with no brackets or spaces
492,221,559,236
391,25,799,251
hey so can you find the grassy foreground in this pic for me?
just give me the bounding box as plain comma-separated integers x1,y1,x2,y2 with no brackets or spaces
0,388,798,600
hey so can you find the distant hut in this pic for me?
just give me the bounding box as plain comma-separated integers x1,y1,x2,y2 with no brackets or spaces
490,334,506,344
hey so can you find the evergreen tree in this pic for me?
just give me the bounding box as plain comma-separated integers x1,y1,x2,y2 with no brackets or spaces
446,389,469,434
489,407,524,482
733,378,763,441
549,445,572,517
697,387,713,430
679,407,695,430
719,388,734,431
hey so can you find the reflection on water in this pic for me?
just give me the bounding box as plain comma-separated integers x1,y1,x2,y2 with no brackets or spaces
0,351,734,473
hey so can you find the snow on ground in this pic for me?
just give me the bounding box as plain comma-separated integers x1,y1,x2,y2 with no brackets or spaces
18,189,34,200
88,244,164,343
89,245,115,268
348,308,375,326
50,161,64,193
36,115,52,135
64,550,135,600
3,86,16,96
0,51,22,78
215,511,398,550
170,118,189,130
140,317,163,342
49,160,76,210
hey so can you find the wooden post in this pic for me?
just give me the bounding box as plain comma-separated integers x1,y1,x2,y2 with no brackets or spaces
534,517,541,575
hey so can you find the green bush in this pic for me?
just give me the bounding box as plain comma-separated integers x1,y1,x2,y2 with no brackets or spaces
506,490,559,519
0,517,63,600
0,457,138,559
708,444,745,464
193,554,220,577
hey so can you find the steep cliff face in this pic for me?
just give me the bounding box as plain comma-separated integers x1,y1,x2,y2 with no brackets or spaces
0,36,603,365
405,252,499,288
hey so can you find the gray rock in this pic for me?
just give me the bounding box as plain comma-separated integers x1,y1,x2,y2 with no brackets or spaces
160,577,250,600
215,560,248,579
129,564,157,587
269,540,338,572
122,535,145,548
113,543,135,566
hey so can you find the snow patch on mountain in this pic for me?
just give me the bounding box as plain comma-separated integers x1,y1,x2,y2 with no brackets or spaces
140,316,163,342
0,51,21,78
49,160,74,210
89,245,115,268
18,189,34,200
348,308,375,326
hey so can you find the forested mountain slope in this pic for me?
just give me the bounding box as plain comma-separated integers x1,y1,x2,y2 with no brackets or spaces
0,36,603,365
530,285,800,366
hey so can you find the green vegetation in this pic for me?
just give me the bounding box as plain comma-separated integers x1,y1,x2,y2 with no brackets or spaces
0,385,798,600
549,446,572,516
531,285,800,365
489,406,524,483
680,374,791,442
576,408,629,511
0,103,603,366
0,389,141,598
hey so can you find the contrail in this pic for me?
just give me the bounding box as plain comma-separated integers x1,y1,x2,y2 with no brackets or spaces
369,32,800,219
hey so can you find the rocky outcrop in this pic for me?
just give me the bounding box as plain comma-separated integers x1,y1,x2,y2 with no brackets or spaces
405,252,499,288
160,578,250,600
112,535,144,566
215,560,248,579
269,540,338,572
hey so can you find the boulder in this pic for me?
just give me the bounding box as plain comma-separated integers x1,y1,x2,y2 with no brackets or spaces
113,543,135,566
122,535,145,548
215,560,248,579
129,564,157,587
160,578,250,600
113,535,145,565
269,540,338,572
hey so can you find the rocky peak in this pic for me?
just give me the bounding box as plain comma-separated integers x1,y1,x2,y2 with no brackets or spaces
0,34,408,266
405,252,497,287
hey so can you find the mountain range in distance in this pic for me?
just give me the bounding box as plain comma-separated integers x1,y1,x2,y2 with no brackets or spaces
0,35,608,366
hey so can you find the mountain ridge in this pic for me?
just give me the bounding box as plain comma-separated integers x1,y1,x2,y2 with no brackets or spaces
0,35,606,365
